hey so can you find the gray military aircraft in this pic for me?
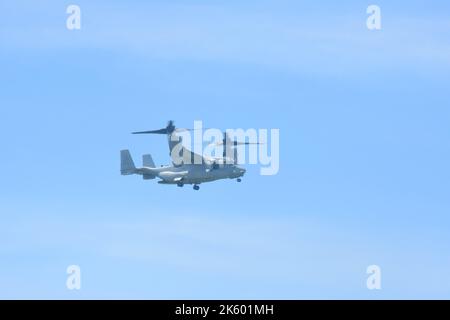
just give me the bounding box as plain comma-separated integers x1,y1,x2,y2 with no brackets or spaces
120,121,258,190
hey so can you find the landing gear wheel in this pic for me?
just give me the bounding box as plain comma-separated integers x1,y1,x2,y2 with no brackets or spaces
177,183,184,187
193,185,200,190
237,178,242,182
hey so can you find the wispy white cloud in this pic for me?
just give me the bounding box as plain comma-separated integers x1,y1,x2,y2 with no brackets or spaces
0,208,362,282
1,207,450,298
2,2,450,75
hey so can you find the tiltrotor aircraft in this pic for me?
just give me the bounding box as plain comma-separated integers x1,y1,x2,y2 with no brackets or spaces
120,121,259,190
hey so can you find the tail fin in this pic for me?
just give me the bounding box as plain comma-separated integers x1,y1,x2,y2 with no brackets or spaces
121,150,136,175
143,154,155,168
142,154,156,180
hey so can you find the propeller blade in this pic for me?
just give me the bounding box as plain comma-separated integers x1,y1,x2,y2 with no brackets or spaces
233,142,262,145
132,128,168,134
132,120,177,135
209,141,263,146
175,127,211,133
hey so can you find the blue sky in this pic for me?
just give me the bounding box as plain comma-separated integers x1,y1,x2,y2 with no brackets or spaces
1,0,450,299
